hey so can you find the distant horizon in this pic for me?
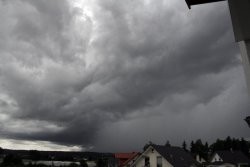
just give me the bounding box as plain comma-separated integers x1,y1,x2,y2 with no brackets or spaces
1,136,249,153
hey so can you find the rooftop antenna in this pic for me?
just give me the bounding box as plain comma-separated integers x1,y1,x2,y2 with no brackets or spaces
185,0,250,127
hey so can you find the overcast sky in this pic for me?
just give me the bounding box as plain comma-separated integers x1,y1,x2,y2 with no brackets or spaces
0,0,249,152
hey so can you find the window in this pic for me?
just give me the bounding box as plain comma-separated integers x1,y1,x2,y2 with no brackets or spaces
157,156,162,167
145,157,150,167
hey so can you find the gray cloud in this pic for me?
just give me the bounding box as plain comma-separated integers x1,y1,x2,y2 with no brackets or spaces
0,0,248,151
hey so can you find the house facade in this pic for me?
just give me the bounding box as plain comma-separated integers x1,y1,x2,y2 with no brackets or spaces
130,145,199,167
195,154,206,164
207,151,250,167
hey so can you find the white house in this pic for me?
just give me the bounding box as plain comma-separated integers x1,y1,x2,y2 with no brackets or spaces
129,145,199,167
195,154,206,164
207,151,250,167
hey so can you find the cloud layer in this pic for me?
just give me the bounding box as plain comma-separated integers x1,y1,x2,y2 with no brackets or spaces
0,0,249,151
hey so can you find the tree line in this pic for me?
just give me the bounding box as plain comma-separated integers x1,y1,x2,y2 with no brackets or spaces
0,148,110,167
143,137,250,161
183,136,250,160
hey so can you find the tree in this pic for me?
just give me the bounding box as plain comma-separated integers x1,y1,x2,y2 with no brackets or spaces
2,154,23,166
232,138,240,151
143,141,154,151
225,136,232,150
190,141,195,153
0,147,3,155
210,139,225,152
165,140,171,147
29,150,41,161
182,141,188,152
69,163,79,167
190,139,208,159
240,138,249,156
209,137,250,154
195,139,204,153
204,142,209,160
80,159,88,167
96,158,108,167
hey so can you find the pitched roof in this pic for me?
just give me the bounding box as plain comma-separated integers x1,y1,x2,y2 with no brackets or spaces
122,152,140,167
114,152,140,167
215,151,250,164
114,152,139,159
152,145,199,167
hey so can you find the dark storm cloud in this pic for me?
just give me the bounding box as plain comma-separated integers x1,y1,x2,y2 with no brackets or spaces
0,0,247,150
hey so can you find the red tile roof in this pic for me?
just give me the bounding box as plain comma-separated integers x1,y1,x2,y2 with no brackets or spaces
115,153,134,159
114,152,140,167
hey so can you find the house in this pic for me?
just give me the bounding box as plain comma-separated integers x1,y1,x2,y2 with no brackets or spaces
114,152,140,167
194,154,206,164
207,151,250,167
129,144,199,167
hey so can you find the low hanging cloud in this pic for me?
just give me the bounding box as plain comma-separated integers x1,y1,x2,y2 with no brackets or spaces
0,0,248,151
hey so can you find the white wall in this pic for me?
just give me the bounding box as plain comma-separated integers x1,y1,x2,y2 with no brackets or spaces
209,154,236,167
210,153,223,162
133,147,173,167
195,155,206,163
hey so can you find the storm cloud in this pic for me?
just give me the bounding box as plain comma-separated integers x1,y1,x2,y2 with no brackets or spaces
0,0,249,151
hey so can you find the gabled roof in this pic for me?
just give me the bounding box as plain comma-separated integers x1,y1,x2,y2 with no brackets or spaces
150,145,199,167
122,152,140,167
114,152,140,167
215,151,250,164
114,153,136,159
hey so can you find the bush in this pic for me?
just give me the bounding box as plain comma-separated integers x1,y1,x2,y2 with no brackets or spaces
1,154,23,166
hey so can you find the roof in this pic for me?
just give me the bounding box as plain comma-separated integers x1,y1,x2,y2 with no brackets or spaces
152,145,199,167
114,152,139,159
114,152,140,167
185,0,226,9
122,152,140,167
215,151,250,164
